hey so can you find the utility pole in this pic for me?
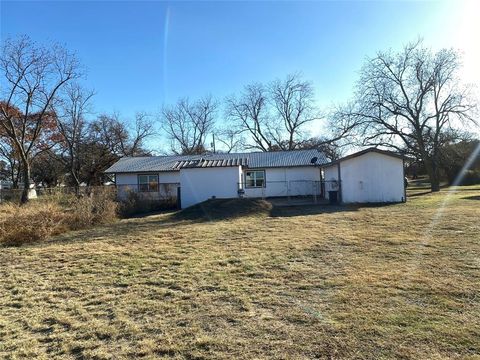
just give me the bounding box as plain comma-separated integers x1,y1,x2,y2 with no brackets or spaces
211,133,216,154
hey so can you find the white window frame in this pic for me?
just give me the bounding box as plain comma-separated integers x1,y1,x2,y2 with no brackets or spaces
138,174,159,192
245,170,265,188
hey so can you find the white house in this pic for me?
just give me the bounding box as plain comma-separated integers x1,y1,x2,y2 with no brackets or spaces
0,180,13,190
105,148,406,209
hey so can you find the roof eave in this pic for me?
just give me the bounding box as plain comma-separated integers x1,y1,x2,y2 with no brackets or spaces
322,148,407,167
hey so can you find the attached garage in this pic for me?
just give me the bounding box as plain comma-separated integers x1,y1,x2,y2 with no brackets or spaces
323,148,406,203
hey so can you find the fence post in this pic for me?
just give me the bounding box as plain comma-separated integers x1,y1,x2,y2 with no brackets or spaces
287,181,290,204
177,186,181,209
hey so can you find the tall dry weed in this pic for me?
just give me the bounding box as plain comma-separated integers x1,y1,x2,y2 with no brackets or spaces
0,187,118,246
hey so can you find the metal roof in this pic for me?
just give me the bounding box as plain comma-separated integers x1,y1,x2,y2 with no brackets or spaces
172,157,248,170
323,148,407,167
105,149,328,173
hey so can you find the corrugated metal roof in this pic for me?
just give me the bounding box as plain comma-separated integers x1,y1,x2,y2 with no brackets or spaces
172,157,248,169
322,148,407,167
105,149,328,173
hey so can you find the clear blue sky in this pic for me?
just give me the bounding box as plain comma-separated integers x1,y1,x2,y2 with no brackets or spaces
1,1,478,133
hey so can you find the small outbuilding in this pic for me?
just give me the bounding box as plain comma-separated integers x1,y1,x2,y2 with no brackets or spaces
323,148,406,203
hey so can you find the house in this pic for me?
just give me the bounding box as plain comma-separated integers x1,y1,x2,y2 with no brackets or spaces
104,148,406,208
0,180,13,190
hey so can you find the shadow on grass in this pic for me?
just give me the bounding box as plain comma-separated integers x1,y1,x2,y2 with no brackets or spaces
170,198,401,220
269,202,404,218
32,198,402,248
170,198,272,222
462,195,480,200
449,187,480,192
269,204,357,217
407,190,432,197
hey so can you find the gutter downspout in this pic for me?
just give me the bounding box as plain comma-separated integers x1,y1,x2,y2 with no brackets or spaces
319,167,324,198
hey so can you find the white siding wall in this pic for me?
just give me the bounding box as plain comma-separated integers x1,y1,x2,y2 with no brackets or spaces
243,167,321,198
341,152,404,203
324,166,339,186
180,166,242,208
159,172,180,183
116,173,138,187
324,152,404,203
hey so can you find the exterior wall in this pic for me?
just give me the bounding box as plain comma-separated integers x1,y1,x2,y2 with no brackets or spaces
323,165,340,200
242,166,321,198
115,172,180,200
180,166,242,208
324,152,404,203
0,180,13,190
115,173,139,188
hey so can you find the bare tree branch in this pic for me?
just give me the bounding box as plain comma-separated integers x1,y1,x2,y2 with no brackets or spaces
0,36,82,202
336,40,478,191
161,96,217,155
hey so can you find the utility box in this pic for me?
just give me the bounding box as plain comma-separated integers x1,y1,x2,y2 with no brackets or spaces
328,191,338,204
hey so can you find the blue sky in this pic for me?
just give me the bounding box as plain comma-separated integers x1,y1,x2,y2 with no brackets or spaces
1,1,478,136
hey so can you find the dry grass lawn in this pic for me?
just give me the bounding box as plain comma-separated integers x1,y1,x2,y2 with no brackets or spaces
1,187,479,359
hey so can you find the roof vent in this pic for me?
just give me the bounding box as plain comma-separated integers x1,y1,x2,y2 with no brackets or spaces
310,156,318,164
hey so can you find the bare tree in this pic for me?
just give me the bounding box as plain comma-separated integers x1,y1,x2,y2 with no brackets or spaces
89,112,154,157
338,40,477,191
295,137,344,160
128,112,155,156
0,36,81,202
269,73,320,150
225,83,273,151
0,137,21,187
227,75,356,152
215,127,244,153
162,96,217,154
76,113,154,185
56,83,94,188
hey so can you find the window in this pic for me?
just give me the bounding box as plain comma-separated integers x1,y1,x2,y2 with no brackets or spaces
138,174,159,192
245,170,265,188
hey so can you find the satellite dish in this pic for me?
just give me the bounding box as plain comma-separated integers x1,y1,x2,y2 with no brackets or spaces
310,157,318,164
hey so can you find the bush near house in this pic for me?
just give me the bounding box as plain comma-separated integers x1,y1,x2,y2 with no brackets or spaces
0,188,117,246
0,185,183,246
455,169,480,185
118,190,178,218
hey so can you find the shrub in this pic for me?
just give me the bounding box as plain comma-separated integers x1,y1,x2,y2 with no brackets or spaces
118,191,177,218
0,187,118,247
457,170,480,186
65,188,118,229
0,202,67,246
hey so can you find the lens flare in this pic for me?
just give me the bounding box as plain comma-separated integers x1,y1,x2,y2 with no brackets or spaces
163,6,171,101
424,142,480,241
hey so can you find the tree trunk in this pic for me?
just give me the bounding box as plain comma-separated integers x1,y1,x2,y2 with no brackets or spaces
20,163,31,204
70,162,81,196
10,167,18,189
424,157,441,192
430,174,441,192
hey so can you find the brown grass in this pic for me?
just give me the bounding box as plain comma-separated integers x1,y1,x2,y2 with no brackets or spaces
0,189,117,246
0,202,68,246
0,186,479,359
